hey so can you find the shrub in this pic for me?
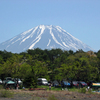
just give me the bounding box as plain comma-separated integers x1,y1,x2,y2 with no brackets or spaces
0,89,14,98
88,89,92,94
79,87,86,93
19,84,23,89
0,85,3,89
31,97,40,100
48,95,57,100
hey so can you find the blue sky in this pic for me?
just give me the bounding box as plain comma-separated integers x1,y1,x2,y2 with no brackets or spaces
0,0,100,51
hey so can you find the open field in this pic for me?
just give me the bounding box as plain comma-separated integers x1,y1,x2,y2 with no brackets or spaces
0,89,100,100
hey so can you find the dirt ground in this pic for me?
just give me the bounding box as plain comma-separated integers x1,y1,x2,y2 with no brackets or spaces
0,89,100,100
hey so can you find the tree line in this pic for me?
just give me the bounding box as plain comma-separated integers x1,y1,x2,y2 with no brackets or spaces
0,48,100,87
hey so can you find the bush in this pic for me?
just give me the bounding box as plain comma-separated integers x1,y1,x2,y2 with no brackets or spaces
88,88,92,94
48,95,57,100
0,89,14,98
31,97,40,100
0,85,3,89
79,87,86,93
19,84,23,89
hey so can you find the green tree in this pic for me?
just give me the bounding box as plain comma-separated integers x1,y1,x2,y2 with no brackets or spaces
1,54,24,78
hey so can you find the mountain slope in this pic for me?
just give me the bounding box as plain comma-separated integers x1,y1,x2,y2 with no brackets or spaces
0,25,93,53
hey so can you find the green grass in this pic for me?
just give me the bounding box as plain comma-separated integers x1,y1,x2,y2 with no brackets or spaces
31,94,57,100
78,87,86,93
67,87,79,92
0,85,14,98
37,85,62,91
37,85,96,95
37,85,81,91
48,95,57,100
0,89,14,98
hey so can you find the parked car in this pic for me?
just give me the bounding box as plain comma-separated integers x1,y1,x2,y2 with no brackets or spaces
87,81,96,88
87,81,100,88
37,78,48,85
0,79,2,84
78,81,87,88
52,80,60,87
61,81,71,87
13,78,22,85
72,81,78,87
2,77,12,84
92,82,100,87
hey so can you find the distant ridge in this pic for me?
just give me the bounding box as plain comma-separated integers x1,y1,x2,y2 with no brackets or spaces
0,25,94,53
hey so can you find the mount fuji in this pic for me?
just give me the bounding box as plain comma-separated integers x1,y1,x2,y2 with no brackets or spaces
0,25,94,53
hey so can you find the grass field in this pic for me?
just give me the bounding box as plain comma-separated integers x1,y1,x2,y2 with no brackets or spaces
0,85,100,100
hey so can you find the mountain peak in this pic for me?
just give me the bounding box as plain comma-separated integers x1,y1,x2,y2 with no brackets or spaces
0,25,94,53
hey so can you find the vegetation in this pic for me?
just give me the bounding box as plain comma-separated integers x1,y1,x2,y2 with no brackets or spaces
37,85,62,91
48,95,57,100
0,89,14,98
0,48,100,88
79,87,86,93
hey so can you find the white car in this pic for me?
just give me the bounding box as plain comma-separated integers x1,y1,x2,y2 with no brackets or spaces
37,78,48,85
0,79,2,84
14,78,22,84
17,79,22,84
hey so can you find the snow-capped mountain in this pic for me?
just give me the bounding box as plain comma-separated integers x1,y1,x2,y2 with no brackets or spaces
0,25,94,53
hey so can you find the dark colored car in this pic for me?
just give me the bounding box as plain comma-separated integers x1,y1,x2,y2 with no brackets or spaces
52,80,60,87
87,81,96,88
72,81,78,87
13,78,22,85
61,81,71,88
78,81,87,88
2,77,12,84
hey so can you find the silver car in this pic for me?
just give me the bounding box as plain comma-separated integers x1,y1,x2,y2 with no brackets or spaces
0,79,2,84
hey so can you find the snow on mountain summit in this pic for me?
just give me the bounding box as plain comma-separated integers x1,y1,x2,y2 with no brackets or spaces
0,25,93,53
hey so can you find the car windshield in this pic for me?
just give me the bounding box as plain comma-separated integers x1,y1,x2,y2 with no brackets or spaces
43,80,47,82
81,82,86,84
15,78,21,81
53,81,59,84
18,79,21,81
7,78,12,80
73,81,77,84
63,81,68,83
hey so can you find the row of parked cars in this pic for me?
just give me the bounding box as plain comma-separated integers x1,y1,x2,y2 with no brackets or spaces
37,78,100,88
1,77,99,88
37,78,88,88
51,80,88,88
0,77,22,85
